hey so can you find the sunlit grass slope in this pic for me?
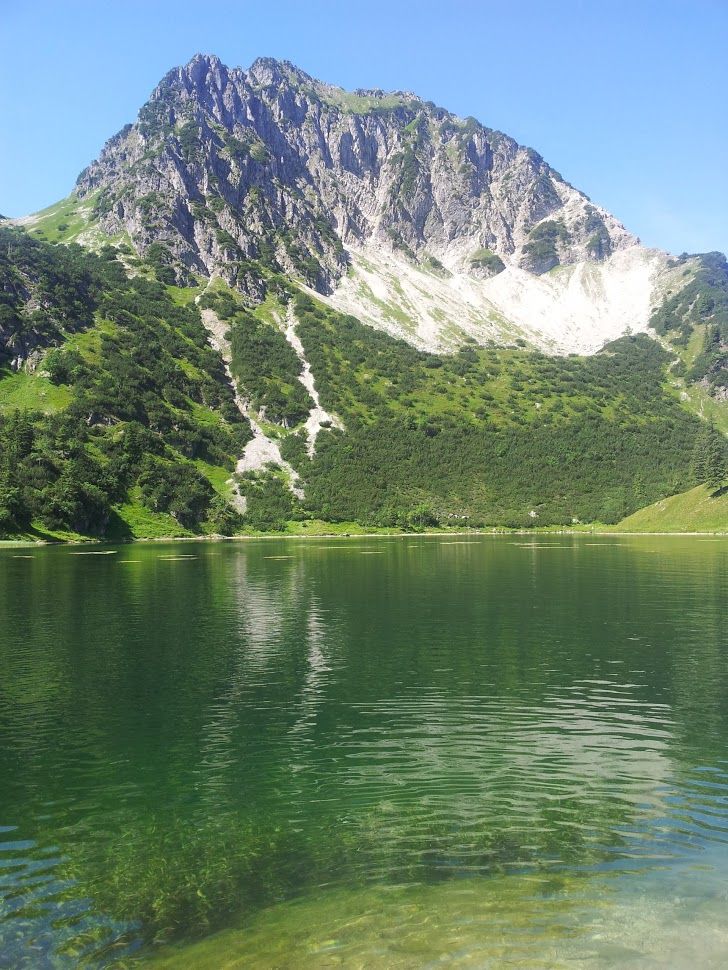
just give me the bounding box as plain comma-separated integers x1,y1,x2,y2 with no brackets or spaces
614,484,728,532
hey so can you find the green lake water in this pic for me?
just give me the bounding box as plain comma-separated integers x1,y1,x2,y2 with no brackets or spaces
1,535,727,967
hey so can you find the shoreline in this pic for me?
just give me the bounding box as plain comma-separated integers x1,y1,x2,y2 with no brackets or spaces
2,527,727,548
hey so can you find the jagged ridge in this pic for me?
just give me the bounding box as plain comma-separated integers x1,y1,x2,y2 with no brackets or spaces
69,53,643,352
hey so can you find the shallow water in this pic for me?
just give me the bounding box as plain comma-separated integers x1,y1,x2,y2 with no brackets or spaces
0,535,727,966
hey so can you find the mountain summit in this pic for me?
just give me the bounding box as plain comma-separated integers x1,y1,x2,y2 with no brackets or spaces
67,53,676,354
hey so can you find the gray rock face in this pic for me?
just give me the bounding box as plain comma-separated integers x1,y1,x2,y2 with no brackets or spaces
76,54,636,295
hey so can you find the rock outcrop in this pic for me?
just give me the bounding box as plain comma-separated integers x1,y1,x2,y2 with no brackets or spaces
75,54,634,298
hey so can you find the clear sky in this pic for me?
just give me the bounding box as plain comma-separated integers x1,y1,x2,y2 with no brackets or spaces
1,0,726,255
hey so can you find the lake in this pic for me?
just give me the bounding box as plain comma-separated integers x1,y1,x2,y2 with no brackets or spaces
1,535,727,967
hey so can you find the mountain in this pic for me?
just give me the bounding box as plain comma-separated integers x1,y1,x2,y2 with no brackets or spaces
25,54,675,353
20,54,728,368
1,55,726,539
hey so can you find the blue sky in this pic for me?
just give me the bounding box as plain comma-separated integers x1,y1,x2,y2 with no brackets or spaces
1,0,726,254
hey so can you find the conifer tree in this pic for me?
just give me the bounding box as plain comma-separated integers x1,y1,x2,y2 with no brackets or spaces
690,423,712,483
705,431,726,491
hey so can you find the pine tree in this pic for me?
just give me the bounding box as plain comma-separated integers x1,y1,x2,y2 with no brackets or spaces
705,431,726,492
690,423,712,483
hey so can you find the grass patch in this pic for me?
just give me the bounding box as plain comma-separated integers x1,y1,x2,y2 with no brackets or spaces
195,459,235,499
27,193,95,242
112,491,195,540
614,484,728,533
63,317,118,364
166,283,203,306
0,366,72,413
314,87,414,114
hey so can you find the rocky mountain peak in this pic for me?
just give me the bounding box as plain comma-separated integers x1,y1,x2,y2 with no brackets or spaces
246,56,314,89
155,52,229,99
67,54,653,353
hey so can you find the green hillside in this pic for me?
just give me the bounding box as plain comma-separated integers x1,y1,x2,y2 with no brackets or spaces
292,293,709,528
614,484,728,533
0,227,248,540
197,283,716,530
1,226,726,539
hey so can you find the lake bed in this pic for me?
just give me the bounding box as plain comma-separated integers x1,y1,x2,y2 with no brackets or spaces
1,535,727,966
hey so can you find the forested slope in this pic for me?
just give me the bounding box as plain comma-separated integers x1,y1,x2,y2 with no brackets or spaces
292,295,712,527
1,227,725,539
0,228,248,539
